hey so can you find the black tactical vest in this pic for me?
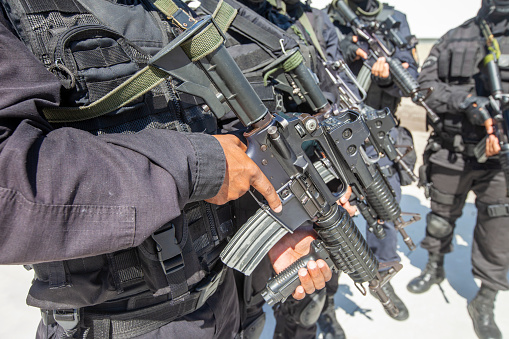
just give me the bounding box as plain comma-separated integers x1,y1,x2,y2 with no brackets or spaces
1,0,235,311
436,18,509,145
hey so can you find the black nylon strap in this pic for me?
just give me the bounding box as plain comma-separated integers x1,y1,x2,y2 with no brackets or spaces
107,250,144,294
48,261,68,289
487,203,509,218
429,186,456,205
20,0,87,14
73,45,131,70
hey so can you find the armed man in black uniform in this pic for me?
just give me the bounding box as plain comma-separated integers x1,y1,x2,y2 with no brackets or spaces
407,1,509,339
327,0,420,322
0,0,334,338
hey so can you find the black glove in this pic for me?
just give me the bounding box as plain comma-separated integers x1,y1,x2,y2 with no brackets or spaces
459,95,491,125
339,34,362,65
371,72,393,87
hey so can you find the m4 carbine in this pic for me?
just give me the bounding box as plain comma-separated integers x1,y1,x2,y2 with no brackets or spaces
479,19,509,196
147,11,401,316
330,0,440,124
323,60,420,246
271,51,420,248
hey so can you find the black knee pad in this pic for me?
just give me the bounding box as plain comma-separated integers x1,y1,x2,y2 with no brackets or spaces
426,212,454,238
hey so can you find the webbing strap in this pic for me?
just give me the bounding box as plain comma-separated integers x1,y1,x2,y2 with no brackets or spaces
429,186,456,206
294,7,328,62
480,19,502,66
43,65,168,123
487,203,509,218
151,0,236,61
200,0,282,54
263,50,304,86
42,0,237,123
265,0,326,60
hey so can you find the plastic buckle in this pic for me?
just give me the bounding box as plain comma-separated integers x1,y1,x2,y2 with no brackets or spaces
195,266,226,309
152,225,184,274
487,204,509,218
53,309,80,333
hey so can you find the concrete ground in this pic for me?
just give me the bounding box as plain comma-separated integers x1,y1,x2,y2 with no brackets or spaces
1,100,508,338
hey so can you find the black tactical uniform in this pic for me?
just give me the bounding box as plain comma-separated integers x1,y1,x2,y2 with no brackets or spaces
407,2,509,338
328,0,419,322
0,0,250,337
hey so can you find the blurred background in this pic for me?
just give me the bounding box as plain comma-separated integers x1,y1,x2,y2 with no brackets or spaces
1,0,508,338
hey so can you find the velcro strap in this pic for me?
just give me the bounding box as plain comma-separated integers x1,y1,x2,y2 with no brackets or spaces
48,261,69,289
429,186,456,205
73,45,131,70
20,0,87,14
487,203,509,218
107,250,144,293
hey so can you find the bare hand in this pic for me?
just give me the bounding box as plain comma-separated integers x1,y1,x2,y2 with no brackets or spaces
268,229,332,300
371,57,390,78
338,186,357,217
205,134,282,212
485,119,501,157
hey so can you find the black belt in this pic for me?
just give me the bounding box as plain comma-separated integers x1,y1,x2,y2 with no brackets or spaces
43,264,229,338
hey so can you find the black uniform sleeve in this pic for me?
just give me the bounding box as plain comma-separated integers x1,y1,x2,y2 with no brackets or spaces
0,22,226,265
418,29,472,114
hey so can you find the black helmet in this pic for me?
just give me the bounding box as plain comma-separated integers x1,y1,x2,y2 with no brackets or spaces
480,0,509,17
345,0,382,17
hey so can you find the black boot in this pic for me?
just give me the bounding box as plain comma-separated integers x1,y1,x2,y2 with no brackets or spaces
380,281,409,321
468,285,502,339
317,295,346,339
407,253,445,294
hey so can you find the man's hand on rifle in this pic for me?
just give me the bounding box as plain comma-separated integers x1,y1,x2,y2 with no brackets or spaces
485,118,501,157
340,35,367,64
206,134,283,213
371,57,409,86
268,229,332,300
339,185,357,216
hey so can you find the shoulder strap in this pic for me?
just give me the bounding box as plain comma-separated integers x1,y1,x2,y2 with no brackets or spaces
294,6,327,61
43,0,237,123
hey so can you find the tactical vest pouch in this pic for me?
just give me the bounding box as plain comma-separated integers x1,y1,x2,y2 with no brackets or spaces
137,202,234,298
449,46,481,78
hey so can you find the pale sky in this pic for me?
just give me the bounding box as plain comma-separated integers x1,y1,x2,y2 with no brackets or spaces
312,0,482,38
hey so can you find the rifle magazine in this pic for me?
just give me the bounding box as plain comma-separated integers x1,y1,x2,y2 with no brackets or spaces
220,207,289,276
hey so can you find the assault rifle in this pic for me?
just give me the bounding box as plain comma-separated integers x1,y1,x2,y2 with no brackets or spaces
329,0,440,124
263,48,419,248
478,19,509,196
147,13,401,316
320,60,420,248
